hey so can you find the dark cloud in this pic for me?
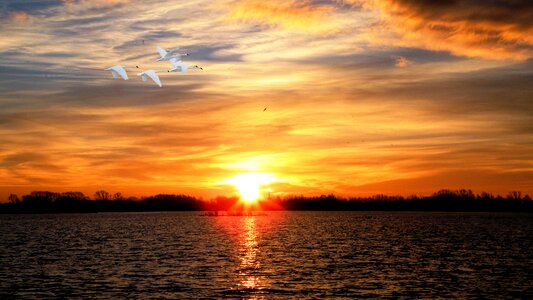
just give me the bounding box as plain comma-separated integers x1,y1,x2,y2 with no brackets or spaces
0,152,49,168
350,60,533,121
353,0,533,60
186,44,243,62
388,0,533,24
51,15,111,28
38,80,213,108
0,0,62,15
296,47,459,69
0,64,103,98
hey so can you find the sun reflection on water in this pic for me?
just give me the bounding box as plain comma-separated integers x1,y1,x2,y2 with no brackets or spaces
213,214,282,298
239,216,261,291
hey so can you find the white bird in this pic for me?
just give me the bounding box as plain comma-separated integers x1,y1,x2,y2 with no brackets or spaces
105,65,139,80
137,69,164,87
156,45,188,62
168,57,203,74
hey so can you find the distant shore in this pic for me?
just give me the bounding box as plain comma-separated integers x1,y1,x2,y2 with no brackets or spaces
1,189,532,214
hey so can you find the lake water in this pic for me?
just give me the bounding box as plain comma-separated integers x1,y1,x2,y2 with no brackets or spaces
0,212,532,298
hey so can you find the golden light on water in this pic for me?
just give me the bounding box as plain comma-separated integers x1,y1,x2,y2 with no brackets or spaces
239,216,260,290
223,173,278,202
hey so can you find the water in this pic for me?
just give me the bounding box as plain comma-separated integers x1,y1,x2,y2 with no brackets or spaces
0,212,532,298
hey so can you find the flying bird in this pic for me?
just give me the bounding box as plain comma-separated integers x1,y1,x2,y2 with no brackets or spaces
105,46,203,87
138,70,164,87
156,45,188,62
168,57,203,74
105,65,138,80
263,107,268,112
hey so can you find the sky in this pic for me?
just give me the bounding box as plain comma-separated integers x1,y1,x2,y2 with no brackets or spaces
1,0,532,200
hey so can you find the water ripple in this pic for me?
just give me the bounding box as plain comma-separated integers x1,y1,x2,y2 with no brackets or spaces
0,212,532,298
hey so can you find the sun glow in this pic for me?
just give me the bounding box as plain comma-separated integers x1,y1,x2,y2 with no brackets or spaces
223,173,277,202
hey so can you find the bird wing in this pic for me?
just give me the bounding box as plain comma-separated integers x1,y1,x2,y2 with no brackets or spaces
109,65,128,80
169,57,182,69
171,53,182,61
156,46,167,59
144,70,162,87
167,47,180,55
180,63,188,74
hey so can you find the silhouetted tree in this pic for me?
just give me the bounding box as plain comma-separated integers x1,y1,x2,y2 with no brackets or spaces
20,191,59,212
23,191,59,204
126,196,139,202
457,189,475,199
507,191,522,200
8,194,20,204
433,189,456,198
1,189,532,214
59,192,88,201
479,192,494,200
94,190,110,201
142,194,202,211
53,192,91,212
113,192,124,201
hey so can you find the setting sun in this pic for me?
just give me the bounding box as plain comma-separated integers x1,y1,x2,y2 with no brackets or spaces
223,173,277,202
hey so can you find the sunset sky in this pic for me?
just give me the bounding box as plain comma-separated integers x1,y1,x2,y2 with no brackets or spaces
1,0,532,200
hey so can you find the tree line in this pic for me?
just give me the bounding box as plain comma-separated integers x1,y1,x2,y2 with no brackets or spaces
1,189,532,213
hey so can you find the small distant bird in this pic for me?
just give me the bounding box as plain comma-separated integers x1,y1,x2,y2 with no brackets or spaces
263,107,268,112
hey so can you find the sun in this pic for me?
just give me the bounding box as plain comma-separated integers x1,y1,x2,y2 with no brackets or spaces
223,173,276,203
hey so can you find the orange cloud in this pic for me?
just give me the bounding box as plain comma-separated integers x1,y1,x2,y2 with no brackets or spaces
347,0,533,60
225,0,335,33
9,11,29,22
